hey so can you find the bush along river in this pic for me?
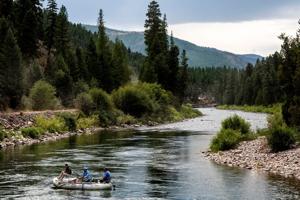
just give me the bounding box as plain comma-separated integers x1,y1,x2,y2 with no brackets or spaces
1,108,300,199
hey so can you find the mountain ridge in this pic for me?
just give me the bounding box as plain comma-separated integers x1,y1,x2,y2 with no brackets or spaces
84,24,262,68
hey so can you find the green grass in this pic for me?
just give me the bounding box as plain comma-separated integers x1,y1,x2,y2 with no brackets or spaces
21,127,44,139
77,115,98,129
35,116,67,133
217,104,282,115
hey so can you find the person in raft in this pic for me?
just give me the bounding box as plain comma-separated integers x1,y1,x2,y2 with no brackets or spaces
101,168,111,183
81,166,93,182
58,164,72,180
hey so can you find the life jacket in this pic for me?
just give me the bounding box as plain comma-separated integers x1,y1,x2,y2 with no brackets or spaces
103,171,111,183
83,170,92,182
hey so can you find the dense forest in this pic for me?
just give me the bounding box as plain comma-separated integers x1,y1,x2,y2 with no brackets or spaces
188,27,300,128
0,0,188,111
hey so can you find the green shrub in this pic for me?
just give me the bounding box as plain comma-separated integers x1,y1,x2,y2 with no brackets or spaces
116,114,137,125
98,110,118,127
35,116,66,133
29,80,60,110
21,127,44,139
267,126,296,152
58,113,77,131
137,82,172,109
256,128,269,137
165,106,183,122
75,93,94,115
267,111,285,129
77,115,98,129
89,88,114,112
180,104,202,118
0,127,6,141
210,129,241,152
221,115,250,135
73,80,89,96
112,84,154,118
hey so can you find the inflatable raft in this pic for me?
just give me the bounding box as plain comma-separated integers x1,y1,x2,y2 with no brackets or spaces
52,177,113,190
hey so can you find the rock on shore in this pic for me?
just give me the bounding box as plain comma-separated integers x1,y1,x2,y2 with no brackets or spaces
0,110,78,130
204,136,300,180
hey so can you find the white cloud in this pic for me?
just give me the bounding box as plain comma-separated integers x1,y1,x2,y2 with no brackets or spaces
169,19,299,56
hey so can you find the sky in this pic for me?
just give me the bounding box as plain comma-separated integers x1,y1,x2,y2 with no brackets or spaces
53,0,300,56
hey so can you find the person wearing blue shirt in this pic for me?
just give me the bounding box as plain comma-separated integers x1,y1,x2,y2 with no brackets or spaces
102,168,111,183
82,167,93,182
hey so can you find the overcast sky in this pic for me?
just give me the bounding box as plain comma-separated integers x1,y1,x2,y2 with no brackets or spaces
53,0,300,56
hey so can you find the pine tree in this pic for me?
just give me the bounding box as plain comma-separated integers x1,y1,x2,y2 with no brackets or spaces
0,19,23,109
15,0,42,57
86,38,98,83
55,5,69,57
223,70,236,105
167,33,180,94
67,50,80,82
178,50,189,103
0,0,13,18
112,38,130,89
52,54,73,106
45,0,58,54
76,47,88,81
96,9,112,91
20,9,38,56
140,0,169,84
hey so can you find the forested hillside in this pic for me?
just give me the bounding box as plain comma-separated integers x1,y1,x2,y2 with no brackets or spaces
84,25,262,68
0,0,199,125
188,28,300,128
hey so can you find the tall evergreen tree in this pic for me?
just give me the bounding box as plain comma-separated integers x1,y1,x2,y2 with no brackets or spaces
0,0,13,18
0,19,23,109
167,33,180,94
86,38,98,82
112,38,130,89
178,50,189,103
140,0,169,85
52,54,73,106
76,47,88,81
55,5,69,57
96,9,112,91
15,0,42,57
45,0,58,54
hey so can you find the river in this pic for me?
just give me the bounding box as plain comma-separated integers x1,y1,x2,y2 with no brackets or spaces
1,108,300,199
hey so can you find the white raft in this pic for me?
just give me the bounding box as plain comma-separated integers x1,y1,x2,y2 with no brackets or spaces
53,177,113,190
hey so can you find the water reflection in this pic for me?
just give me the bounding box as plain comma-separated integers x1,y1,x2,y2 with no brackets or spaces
0,117,300,199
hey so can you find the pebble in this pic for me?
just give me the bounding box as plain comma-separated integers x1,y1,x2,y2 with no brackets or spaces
204,136,300,181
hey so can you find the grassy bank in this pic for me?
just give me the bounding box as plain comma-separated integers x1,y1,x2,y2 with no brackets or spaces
0,83,202,144
0,104,201,143
211,103,300,153
217,104,281,115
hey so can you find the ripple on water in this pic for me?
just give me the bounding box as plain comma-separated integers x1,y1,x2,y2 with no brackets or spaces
1,108,300,200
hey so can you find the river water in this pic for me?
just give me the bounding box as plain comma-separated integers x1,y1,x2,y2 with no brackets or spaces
1,108,300,199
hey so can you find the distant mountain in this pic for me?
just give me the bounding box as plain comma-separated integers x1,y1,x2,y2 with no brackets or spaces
84,25,262,68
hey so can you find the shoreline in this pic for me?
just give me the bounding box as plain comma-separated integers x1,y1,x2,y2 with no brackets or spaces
0,109,201,150
204,136,300,181
0,110,137,150
0,126,136,150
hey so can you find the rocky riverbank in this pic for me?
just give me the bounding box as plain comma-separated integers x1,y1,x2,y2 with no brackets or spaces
0,127,97,149
0,110,161,149
204,136,300,180
0,110,91,149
